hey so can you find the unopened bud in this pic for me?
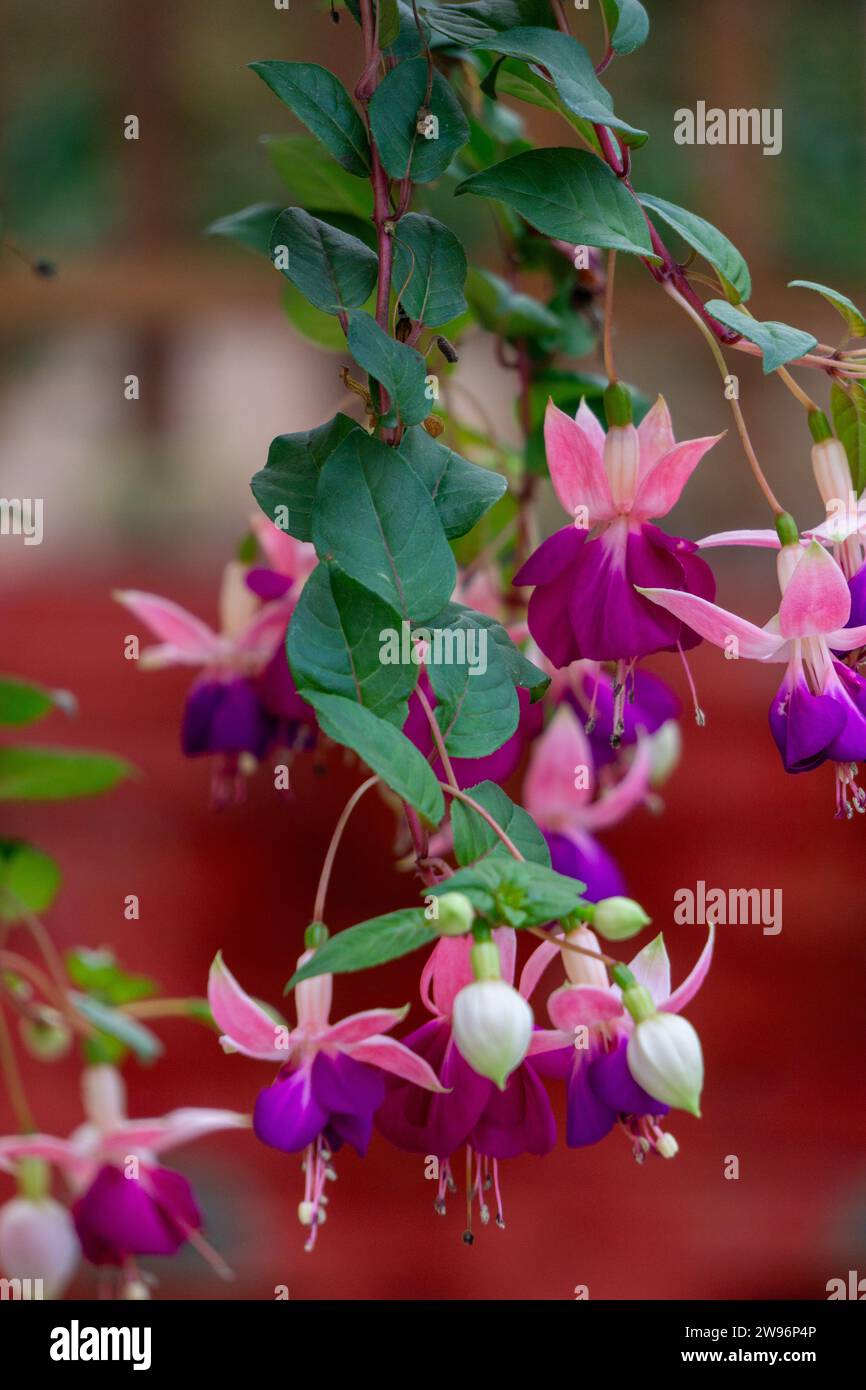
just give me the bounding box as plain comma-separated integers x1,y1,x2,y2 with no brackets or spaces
626,1012,704,1116
562,926,608,988
452,979,533,1089
604,423,640,510
0,1197,80,1298
593,896,651,942
811,436,851,508
434,891,475,937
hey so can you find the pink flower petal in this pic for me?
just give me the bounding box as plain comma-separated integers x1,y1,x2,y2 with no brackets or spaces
523,704,595,828
321,1006,409,1046
114,591,222,665
637,586,787,660
627,932,671,1005
663,924,715,1014
0,1135,83,1175
778,541,851,638
495,927,517,988
825,624,866,651
544,400,615,522
636,396,675,480
518,936,563,1001
105,1109,249,1157
698,529,781,549
631,434,724,522
420,936,473,1018
207,953,287,1061
346,1035,448,1091
547,983,623,1030
527,1027,572,1055
234,603,293,658
580,736,652,831
574,398,607,456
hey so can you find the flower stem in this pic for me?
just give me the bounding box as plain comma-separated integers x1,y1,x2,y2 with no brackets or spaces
603,248,617,382
664,282,785,517
313,774,380,923
415,681,459,789
438,783,526,861
0,999,36,1133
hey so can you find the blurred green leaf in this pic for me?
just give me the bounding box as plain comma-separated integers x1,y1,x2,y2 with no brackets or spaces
264,135,374,217
66,947,157,1007
0,841,61,922
0,747,131,801
0,679,73,728
206,202,282,256
831,382,866,494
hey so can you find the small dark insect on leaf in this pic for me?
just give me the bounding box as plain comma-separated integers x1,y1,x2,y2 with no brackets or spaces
33,258,57,278
330,2,340,22
436,335,459,364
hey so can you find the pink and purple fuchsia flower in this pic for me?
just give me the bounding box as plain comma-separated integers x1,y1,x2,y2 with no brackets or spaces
513,392,722,728
0,1065,246,1293
639,536,866,816
207,948,444,1249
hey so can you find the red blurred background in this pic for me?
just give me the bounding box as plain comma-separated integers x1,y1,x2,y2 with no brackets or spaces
2,0,866,1299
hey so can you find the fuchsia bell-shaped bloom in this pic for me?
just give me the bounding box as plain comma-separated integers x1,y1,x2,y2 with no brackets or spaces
514,396,722,669
0,1065,246,1274
522,704,652,899
376,930,563,1230
639,540,866,815
522,924,713,1156
116,539,316,799
207,951,444,1248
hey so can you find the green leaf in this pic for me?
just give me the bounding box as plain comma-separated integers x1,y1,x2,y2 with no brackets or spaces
250,61,370,175
346,310,431,426
601,0,650,54
492,61,598,148
0,841,61,922
312,429,456,621
398,426,507,539
457,149,655,256
269,208,378,313
73,994,163,1065
465,266,560,339
65,948,157,1006
474,27,646,146
286,908,437,990
264,136,374,217
369,58,469,183
433,603,550,701
282,283,366,350
287,562,417,718
393,213,468,327
0,747,131,801
0,678,71,728
426,857,584,928
206,202,282,257
378,0,402,47
423,0,556,45
300,692,445,825
427,621,519,757
251,413,358,543
638,193,751,304
831,382,866,494
788,280,866,338
704,301,817,374
450,781,550,867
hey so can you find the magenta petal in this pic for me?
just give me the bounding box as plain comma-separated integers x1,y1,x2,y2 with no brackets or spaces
588,1035,670,1117
826,661,866,762
768,672,845,773
565,1052,616,1148
544,830,626,901
182,677,275,758
73,1164,200,1265
469,1062,557,1159
253,1067,328,1153
374,1019,490,1158
310,1052,385,1117
515,527,586,669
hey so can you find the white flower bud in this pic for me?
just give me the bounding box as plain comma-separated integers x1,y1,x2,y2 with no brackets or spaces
562,926,609,988
648,719,682,787
452,980,533,1089
604,423,640,510
0,1197,80,1299
434,891,476,937
593,896,651,942
626,1012,704,1116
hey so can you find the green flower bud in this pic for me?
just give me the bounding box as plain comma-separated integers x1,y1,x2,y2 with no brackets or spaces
433,891,476,937
593,896,651,942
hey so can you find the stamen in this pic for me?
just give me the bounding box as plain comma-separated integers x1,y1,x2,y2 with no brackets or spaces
492,1159,505,1229
676,643,705,726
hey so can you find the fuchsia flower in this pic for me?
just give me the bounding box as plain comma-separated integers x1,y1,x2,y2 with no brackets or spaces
0,1065,246,1280
522,704,653,898
207,951,444,1248
639,540,866,815
522,923,713,1156
116,535,316,801
514,395,722,678
376,931,561,1230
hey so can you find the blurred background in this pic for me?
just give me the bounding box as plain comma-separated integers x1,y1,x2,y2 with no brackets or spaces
2,0,865,1299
